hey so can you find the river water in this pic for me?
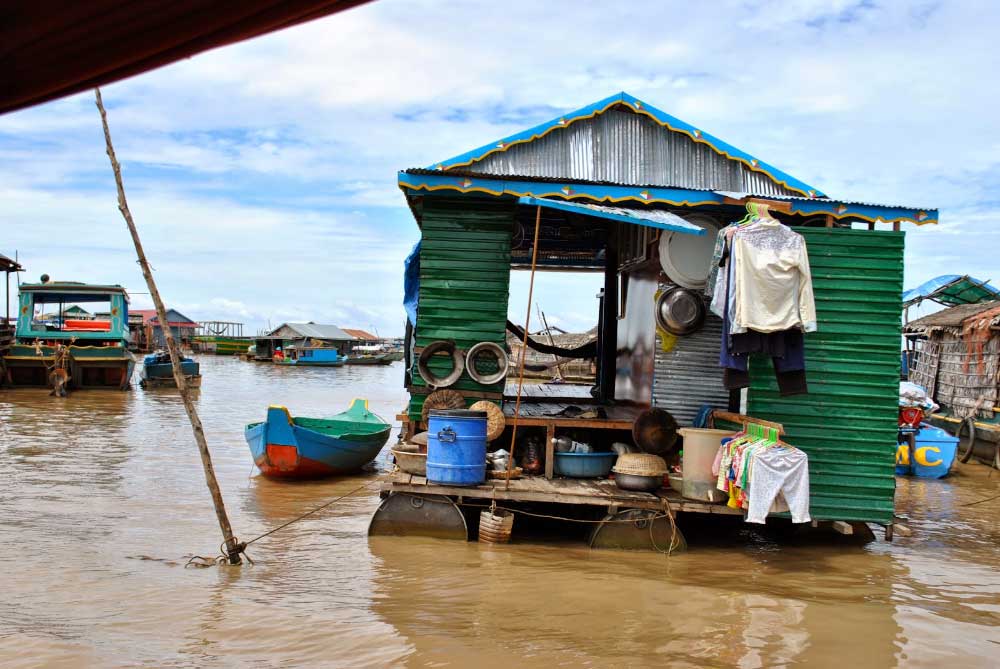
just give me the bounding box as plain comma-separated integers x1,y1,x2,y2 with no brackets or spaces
1,356,997,668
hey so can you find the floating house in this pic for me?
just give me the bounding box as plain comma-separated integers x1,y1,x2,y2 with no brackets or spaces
373,92,938,545
130,308,198,351
906,300,1000,466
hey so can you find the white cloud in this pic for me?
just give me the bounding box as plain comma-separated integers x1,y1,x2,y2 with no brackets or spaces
2,0,999,335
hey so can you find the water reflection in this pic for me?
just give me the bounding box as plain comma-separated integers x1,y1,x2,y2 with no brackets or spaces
0,356,997,667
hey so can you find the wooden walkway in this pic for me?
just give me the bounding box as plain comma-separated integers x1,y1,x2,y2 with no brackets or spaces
382,472,742,515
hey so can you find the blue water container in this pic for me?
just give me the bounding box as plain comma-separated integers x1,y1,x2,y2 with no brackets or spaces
426,409,488,486
895,423,958,478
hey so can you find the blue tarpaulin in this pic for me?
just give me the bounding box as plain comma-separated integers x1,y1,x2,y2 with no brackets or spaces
403,241,420,326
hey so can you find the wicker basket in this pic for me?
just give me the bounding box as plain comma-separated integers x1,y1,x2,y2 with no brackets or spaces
420,389,466,422
612,453,668,477
479,509,514,544
470,400,506,441
487,466,522,480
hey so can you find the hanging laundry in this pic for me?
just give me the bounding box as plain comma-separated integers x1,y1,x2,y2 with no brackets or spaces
745,446,811,524
731,219,816,334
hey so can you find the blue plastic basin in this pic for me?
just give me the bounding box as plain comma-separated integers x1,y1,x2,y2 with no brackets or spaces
553,451,616,478
426,409,488,486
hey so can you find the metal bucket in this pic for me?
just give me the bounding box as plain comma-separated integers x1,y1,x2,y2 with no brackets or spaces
426,409,488,486
478,509,514,544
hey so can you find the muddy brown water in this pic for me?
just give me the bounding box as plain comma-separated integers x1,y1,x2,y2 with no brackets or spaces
1,356,998,668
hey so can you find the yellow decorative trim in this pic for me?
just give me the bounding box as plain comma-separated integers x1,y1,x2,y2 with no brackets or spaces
440,99,816,197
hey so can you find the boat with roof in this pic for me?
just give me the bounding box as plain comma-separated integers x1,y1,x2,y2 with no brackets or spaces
2,277,134,392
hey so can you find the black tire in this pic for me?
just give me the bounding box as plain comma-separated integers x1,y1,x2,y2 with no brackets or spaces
417,340,465,389
956,418,977,464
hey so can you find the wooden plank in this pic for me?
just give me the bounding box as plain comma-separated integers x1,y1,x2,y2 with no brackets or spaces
832,520,854,535
825,214,834,228
711,410,784,435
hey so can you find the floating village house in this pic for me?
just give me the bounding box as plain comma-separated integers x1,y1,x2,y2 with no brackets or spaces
376,92,938,541
266,322,357,356
130,308,198,351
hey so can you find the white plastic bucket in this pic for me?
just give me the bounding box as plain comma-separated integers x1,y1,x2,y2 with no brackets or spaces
678,428,733,502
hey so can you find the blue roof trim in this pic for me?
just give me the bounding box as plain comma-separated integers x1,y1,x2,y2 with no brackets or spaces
429,91,826,198
398,171,938,226
518,196,706,235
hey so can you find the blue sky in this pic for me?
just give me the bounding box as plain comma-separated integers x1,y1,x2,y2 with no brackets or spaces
2,0,998,335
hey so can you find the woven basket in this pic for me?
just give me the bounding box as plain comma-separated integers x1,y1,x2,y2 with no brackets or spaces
487,466,522,480
421,389,466,422
470,400,506,441
612,453,668,477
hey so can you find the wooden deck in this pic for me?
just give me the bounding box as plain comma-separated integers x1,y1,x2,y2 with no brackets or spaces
382,472,742,515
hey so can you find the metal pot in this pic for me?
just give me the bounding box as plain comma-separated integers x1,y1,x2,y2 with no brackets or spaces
655,285,706,336
613,472,664,492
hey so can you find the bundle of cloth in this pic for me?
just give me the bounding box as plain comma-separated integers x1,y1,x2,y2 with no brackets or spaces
706,215,816,396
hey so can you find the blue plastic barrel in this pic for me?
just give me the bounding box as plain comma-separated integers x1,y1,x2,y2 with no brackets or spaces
427,409,488,486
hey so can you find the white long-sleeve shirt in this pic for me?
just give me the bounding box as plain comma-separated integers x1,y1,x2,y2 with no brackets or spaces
732,220,817,333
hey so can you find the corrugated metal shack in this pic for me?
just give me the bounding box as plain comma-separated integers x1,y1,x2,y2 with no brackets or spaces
390,91,937,532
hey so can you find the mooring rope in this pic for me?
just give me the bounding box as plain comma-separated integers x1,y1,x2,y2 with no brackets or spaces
186,479,379,567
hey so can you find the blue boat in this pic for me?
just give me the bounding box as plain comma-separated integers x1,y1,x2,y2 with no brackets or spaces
140,351,201,388
245,398,391,479
273,343,345,367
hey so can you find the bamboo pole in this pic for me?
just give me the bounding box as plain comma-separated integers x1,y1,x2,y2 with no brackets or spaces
505,206,542,490
95,88,243,565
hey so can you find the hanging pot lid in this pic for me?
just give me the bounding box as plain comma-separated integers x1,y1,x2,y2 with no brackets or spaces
655,285,706,336
658,214,721,290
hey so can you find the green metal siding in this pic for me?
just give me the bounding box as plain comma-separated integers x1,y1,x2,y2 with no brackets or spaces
748,228,904,524
408,195,515,419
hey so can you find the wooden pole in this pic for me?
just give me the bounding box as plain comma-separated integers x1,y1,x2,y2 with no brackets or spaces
95,88,243,565
505,206,542,489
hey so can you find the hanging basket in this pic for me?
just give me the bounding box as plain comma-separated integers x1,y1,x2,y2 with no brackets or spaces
478,508,514,544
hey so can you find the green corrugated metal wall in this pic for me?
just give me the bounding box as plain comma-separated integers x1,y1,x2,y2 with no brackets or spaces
748,228,904,524
408,195,515,420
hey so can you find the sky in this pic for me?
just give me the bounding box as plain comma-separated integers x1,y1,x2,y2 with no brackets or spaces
2,0,998,335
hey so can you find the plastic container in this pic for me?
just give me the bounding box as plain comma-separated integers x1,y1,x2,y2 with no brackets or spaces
426,409,488,486
895,423,957,478
678,428,733,502
553,451,616,478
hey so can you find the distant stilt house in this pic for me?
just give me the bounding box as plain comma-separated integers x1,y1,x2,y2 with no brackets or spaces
268,322,357,356
130,308,198,351
1,252,25,348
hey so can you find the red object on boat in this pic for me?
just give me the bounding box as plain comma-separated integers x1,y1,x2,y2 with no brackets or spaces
63,319,112,331
899,407,924,428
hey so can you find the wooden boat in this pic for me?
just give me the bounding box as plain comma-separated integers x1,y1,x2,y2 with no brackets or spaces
192,335,252,355
245,399,391,479
2,281,134,392
273,343,345,367
345,352,392,365
140,351,201,389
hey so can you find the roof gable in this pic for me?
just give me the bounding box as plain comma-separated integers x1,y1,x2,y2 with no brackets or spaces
269,322,355,340
430,92,823,198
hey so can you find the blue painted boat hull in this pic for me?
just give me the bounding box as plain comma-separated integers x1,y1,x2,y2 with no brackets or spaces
245,402,390,479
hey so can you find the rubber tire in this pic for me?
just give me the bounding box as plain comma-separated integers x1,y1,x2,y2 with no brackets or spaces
956,417,977,464
465,341,509,385
417,340,465,389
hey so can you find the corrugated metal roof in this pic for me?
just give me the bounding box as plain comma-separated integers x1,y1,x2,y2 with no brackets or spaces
408,196,515,420
401,169,938,218
747,228,904,524
270,322,356,340
342,328,378,340
519,196,705,235
902,275,1000,308
464,108,804,197
906,300,1000,331
430,92,823,197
